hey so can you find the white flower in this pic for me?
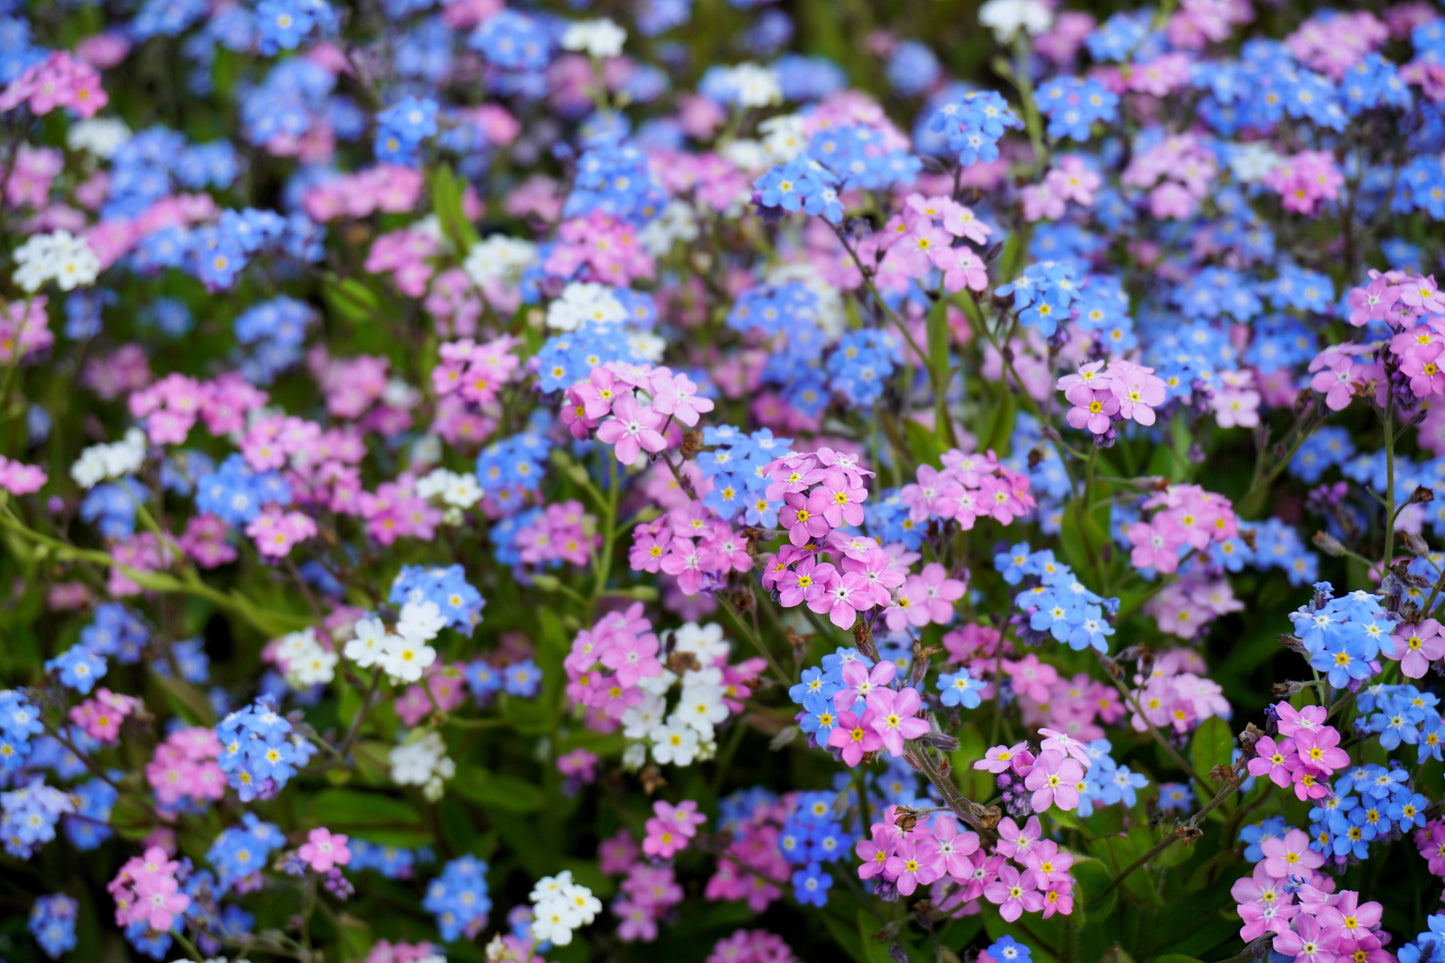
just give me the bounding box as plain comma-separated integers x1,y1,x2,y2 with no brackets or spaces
13,230,100,293
530,902,578,947
463,236,538,288
546,282,628,331
716,63,782,109
290,646,338,687
649,721,700,766
381,633,437,684
759,114,808,165
559,18,626,59
638,200,699,257
621,742,647,770
397,600,446,642
677,685,729,737
343,618,390,668
1227,142,1285,184
530,870,575,904
70,428,146,489
621,693,667,740
978,0,1052,43
390,731,453,791
382,378,420,409
626,330,666,363
558,881,601,925
637,667,676,697
718,138,769,174
68,118,131,157
672,622,730,667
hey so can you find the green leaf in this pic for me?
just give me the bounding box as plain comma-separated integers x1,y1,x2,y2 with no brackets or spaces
1068,856,1114,922
431,165,480,252
904,418,944,468
857,910,898,963
451,768,547,812
1058,490,1111,580
1190,715,1234,798
980,387,1016,456
822,908,869,963
321,274,385,326
926,298,958,448
308,789,432,847
334,913,375,962
950,722,990,800
150,673,216,726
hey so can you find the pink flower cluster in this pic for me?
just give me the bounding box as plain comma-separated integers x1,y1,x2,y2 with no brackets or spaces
433,336,521,407
144,726,225,811
109,846,190,933
704,796,791,911
1126,484,1239,574
704,929,797,963
309,349,391,420
614,861,684,942
545,213,655,284
1121,133,1216,219
0,294,53,363
564,603,664,723
863,193,994,294
642,799,707,859
1057,359,1169,435
515,500,598,568
858,811,1075,922
1232,851,1388,962
632,500,753,597
395,665,468,727
364,940,440,963
0,51,108,118
1246,703,1350,802
564,363,706,463
1145,572,1244,640
974,731,1093,812
826,659,929,762
69,687,140,743
1022,155,1101,222
901,449,1036,532
1263,150,1344,216
366,229,439,297
0,454,46,495
179,513,239,568
301,165,426,222
298,827,352,873
129,371,269,445
1284,10,1386,79
1128,649,1230,736
1383,618,1445,679
246,508,319,559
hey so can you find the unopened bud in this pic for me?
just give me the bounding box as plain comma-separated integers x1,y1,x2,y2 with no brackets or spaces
1311,531,1347,557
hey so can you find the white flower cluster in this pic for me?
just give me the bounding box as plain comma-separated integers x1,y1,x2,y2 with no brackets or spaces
14,230,101,293
528,870,601,947
559,18,626,59
70,428,146,489
389,730,455,801
68,118,131,157
276,628,338,688
637,200,700,258
463,236,538,288
713,63,782,109
622,622,735,769
343,601,445,684
978,0,1052,43
545,282,628,331
416,468,483,524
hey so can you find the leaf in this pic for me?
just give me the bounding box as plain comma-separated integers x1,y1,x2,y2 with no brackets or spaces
308,789,432,847
926,298,958,448
431,165,480,252
904,418,945,468
321,274,385,326
334,913,375,962
1190,715,1234,797
1068,855,1115,923
950,723,990,801
822,909,869,963
450,768,546,813
1153,956,1206,963
1099,947,1136,963
1058,490,1111,580
857,910,898,963
150,673,216,726
980,387,1016,456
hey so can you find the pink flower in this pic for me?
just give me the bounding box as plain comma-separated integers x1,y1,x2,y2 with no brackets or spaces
298,828,351,873
1260,829,1324,879
1384,619,1445,678
1270,913,1338,962
596,395,668,464
1246,735,1297,788
863,686,929,757
983,865,1044,922
650,369,714,427
929,814,980,880
1023,749,1084,812
833,659,896,712
884,836,942,895
1275,702,1327,738
809,570,874,630
974,742,1030,775
1293,726,1349,775
855,823,895,881
828,709,884,767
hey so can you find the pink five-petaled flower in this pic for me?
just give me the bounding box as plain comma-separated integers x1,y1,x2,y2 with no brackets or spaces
596,394,668,464
298,828,351,873
863,686,929,757
599,631,662,687
1023,749,1085,812
649,369,714,427
1292,726,1349,775
930,814,980,879
974,742,1029,774
133,873,190,932
1246,735,1297,789
854,823,895,881
884,836,942,896
780,490,834,547
809,570,874,630
983,865,1044,922
828,709,884,767
1385,618,1445,679
833,658,896,713
1270,912,1338,963
1274,702,1327,738
1038,728,1092,767
1260,829,1324,880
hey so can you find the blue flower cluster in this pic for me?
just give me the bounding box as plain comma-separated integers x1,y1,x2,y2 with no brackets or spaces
1308,763,1427,862
65,777,118,851
423,855,492,941
778,790,855,907
207,812,286,892
216,699,315,802
376,96,439,165
390,564,487,632
79,603,150,664
196,453,293,525
1038,77,1119,142
0,690,42,770
2,778,76,858
234,296,316,383
927,90,1023,166
45,645,107,695
350,838,433,879
999,544,1117,653
567,136,668,223
80,478,146,539
996,261,1080,338
254,0,339,56
789,647,877,748
1074,740,1150,818
726,282,820,337
29,893,78,959
826,330,901,409
754,154,843,224
1288,584,1394,690
1358,683,1444,764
